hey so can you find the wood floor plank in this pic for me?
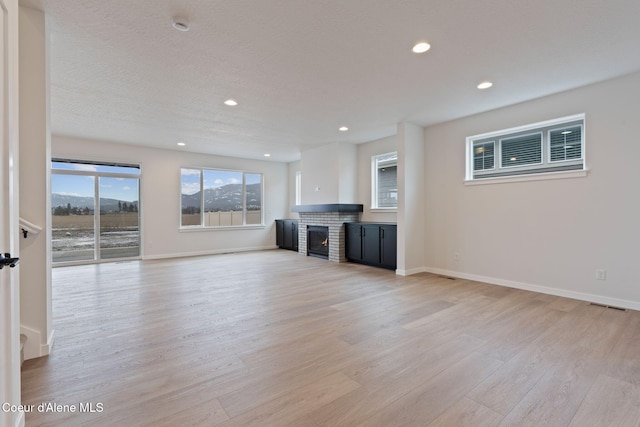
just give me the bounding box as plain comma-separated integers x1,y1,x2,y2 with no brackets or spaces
568,374,640,426
218,372,361,427
19,250,640,427
427,397,503,427
357,351,504,427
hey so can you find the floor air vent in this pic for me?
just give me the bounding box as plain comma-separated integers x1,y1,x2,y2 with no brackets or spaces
590,302,626,311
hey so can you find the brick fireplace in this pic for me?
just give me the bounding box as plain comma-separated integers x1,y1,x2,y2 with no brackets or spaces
292,204,363,262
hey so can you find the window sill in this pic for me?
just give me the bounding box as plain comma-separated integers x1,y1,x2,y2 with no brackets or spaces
180,225,265,232
464,169,588,186
370,208,398,213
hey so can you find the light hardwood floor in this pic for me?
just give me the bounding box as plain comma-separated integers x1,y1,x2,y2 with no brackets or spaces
21,250,640,426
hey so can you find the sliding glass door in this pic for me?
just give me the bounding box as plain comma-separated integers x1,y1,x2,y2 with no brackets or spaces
51,160,141,264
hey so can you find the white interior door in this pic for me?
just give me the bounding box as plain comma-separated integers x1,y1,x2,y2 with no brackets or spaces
0,0,23,426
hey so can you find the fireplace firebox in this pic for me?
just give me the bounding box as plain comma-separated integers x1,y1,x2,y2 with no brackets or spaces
307,226,329,259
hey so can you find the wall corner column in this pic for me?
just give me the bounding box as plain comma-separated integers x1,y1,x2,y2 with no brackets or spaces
396,122,426,275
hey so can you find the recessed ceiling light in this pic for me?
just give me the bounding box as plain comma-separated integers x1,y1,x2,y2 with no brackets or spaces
477,81,493,90
224,99,238,106
264,153,271,157
412,42,431,54
177,142,186,146
339,126,349,132
171,18,190,32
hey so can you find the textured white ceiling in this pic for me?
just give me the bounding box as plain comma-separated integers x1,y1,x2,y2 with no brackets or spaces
25,0,640,162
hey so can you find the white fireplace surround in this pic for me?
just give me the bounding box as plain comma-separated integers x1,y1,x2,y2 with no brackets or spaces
292,204,363,262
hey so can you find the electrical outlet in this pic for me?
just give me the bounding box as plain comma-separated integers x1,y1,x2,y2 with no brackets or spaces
596,269,606,281
453,251,460,262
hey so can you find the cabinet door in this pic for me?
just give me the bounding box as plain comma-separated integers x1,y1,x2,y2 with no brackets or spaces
275,220,284,247
291,221,299,251
283,220,293,250
345,223,362,260
361,225,381,264
380,225,397,269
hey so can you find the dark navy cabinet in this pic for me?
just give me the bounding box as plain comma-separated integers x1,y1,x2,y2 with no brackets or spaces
345,222,397,270
275,219,299,251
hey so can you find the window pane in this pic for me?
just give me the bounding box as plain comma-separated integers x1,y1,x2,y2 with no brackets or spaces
375,153,398,208
99,177,140,259
295,171,301,205
501,133,542,167
51,174,95,262
203,170,243,226
245,173,262,225
473,142,494,171
550,126,582,162
181,168,202,226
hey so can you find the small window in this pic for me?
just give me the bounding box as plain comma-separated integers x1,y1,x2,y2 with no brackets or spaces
467,114,585,181
372,152,398,209
473,141,495,171
549,125,582,162
295,171,301,205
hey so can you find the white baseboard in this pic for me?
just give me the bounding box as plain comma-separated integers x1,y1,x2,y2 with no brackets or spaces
19,325,54,360
15,411,24,427
44,329,56,355
423,266,640,312
395,266,428,276
142,245,278,261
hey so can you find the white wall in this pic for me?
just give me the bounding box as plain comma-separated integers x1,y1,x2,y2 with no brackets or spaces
299,142,357,204
19,5,53,360
300,143,339,204
53,136,289,259
337,142,357,203
357,135,397,222
423,71,640,309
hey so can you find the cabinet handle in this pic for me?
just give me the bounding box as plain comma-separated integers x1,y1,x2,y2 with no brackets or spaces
381,228,384,238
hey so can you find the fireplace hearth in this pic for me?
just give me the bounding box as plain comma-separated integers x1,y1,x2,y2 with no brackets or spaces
307,226,329,259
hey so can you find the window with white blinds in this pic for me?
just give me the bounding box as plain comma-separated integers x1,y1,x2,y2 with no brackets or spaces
372,152,398,208
467,114,585,180
500,133,542,168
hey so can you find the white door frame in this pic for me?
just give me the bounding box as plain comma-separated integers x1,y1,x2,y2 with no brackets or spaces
0,0,23,426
